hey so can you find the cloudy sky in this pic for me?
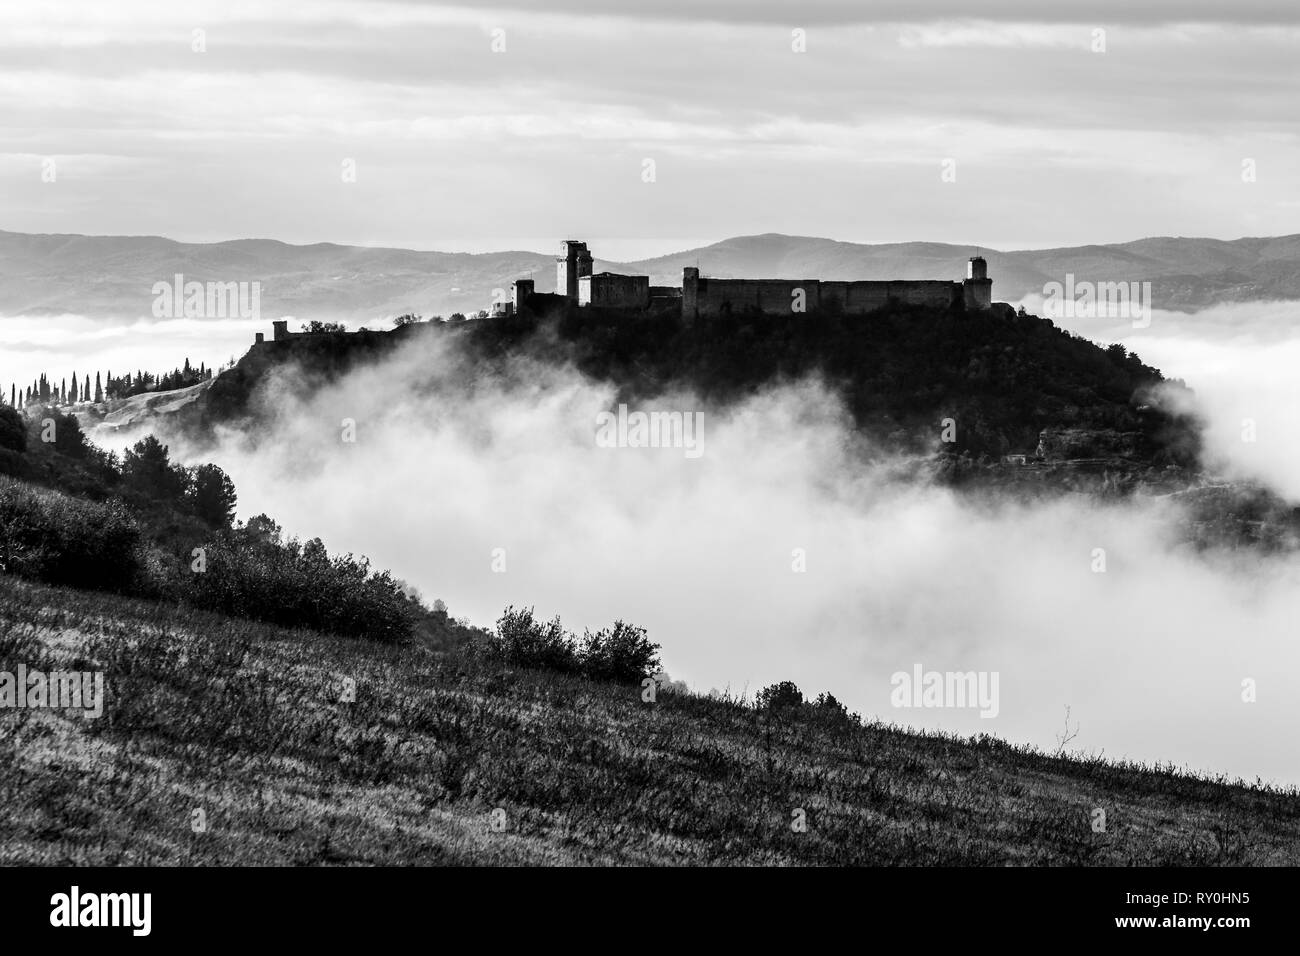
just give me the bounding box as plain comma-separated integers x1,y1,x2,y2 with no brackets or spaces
3,0,1299,257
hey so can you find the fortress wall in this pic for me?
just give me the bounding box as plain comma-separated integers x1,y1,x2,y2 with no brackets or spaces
755,279,819,314
824,280,893,312
685,271,974,318
581,273,649,308
843,281,892,312
887,280,961,309
694,277,821,315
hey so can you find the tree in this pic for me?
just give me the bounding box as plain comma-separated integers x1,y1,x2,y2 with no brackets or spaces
578,621,661,683
240,513,283,547
392,313,422,327
122,435,185,499
188,462,238,529
756,681,804,711
301,320,346,333
52,411,87,458
0,405,25,452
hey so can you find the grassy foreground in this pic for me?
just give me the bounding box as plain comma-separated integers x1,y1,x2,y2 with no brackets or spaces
1,574,1297,866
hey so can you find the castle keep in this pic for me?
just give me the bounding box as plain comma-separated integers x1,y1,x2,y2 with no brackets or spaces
503,240,995,319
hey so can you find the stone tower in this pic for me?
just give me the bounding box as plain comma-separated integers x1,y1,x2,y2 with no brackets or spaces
512,278,534,312
556,240,593,300
963,256,992,310
682,266,699,324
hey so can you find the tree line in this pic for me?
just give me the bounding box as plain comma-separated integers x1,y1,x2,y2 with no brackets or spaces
2,359,213,409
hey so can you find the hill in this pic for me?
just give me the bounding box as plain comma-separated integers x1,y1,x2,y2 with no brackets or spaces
3,573,1296,865
173,299,1300,548
190,297,1203,488
3,229,1300,321
75,379,214,438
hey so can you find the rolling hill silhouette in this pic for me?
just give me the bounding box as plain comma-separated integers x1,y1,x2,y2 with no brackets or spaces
3,229,1299,320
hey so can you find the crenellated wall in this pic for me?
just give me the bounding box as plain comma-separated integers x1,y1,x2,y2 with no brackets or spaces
681,273,968,319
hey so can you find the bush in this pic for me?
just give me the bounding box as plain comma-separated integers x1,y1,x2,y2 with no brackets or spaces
0,406,25,453
578,621,661,683
810,691,860,726
756,680,804,711
476,606,579,672
0,477,143,593
475,608,659,685
179,530,420,641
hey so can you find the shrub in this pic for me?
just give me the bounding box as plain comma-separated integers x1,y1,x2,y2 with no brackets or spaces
0,477,143,593
476,606,579,672
578,621,661,684
179,532,419,641
755,680,804,711
474,608,660,685
0,407,25,453
810,691,860,726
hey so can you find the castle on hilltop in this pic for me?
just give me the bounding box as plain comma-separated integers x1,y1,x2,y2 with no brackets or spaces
494,239,996,320
252,239,1001,347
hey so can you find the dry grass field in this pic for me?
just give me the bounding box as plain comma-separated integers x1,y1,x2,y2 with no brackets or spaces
2,574,1297,866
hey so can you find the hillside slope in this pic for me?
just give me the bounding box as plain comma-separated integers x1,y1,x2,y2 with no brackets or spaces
2,574,1296,865
187,298,1202,491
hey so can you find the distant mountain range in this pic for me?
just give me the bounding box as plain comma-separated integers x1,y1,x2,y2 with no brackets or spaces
3,229,1299,322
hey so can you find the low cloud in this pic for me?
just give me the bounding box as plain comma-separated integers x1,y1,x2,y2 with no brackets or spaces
121,320,1300,786
1022,299,1300,501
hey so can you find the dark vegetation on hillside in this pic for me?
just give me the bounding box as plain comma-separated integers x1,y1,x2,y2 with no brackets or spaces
0,403,423,641
0,398,667,665
199,299,1202,476
474,606,662,684
194,300,1300,546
